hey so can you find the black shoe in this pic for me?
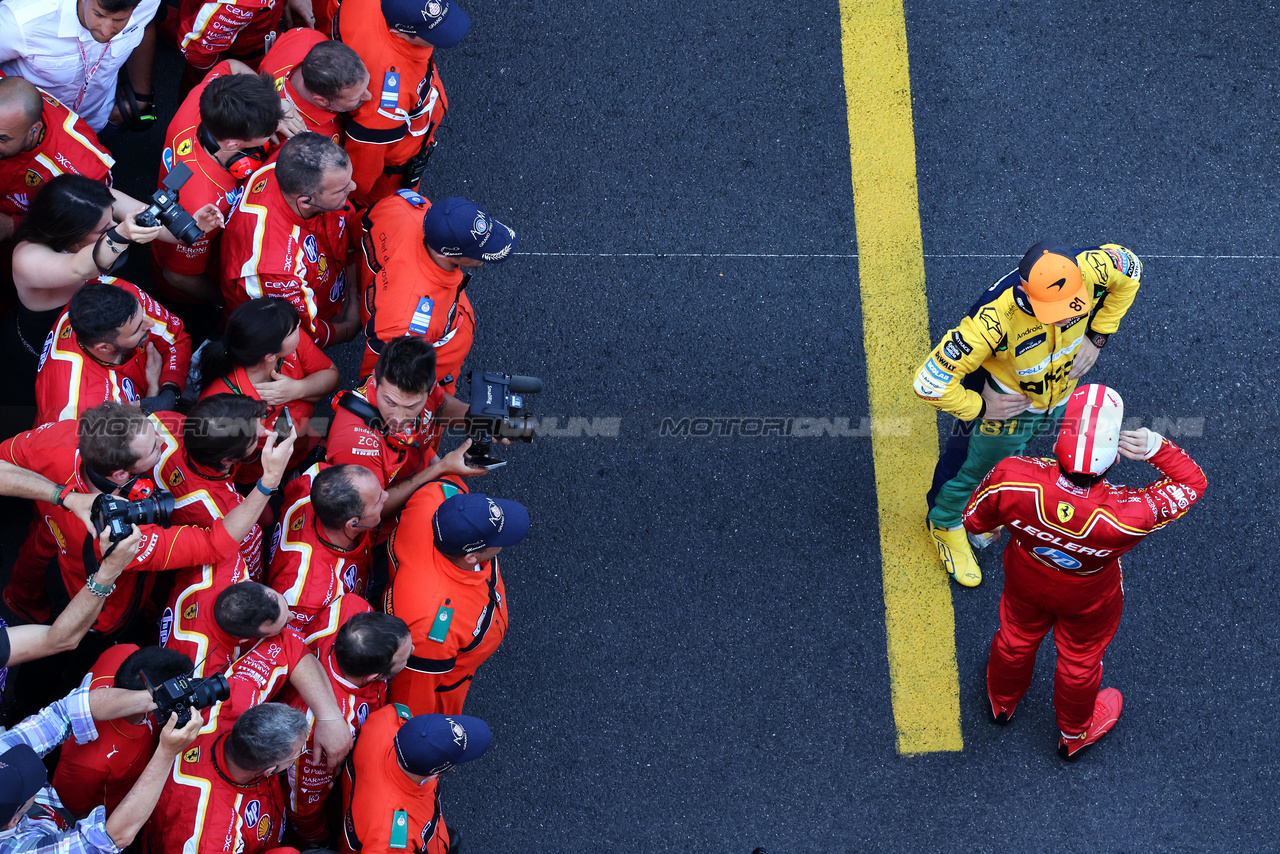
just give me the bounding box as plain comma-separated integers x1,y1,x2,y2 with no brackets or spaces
447,827,461,853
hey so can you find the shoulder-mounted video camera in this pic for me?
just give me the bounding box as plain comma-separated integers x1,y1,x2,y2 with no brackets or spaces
465,370,542,470
136,162,204,245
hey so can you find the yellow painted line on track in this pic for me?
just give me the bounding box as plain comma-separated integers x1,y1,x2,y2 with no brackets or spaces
838,0,963,753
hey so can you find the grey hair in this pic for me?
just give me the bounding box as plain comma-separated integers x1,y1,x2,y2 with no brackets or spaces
275,131,350,197
225,703,308,771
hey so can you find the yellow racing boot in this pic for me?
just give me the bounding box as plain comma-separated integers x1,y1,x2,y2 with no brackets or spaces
927,520,982,587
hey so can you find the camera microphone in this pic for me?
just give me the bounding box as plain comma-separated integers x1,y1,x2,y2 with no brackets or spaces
507,375,543,394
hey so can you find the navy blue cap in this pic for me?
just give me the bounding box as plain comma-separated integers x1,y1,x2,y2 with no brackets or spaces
380,0,471,48
394,714,491,777
0,744,46,825
421,197,518,264
432,493,530,555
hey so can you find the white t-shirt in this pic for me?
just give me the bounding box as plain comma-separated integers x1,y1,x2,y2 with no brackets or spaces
0,0,161,131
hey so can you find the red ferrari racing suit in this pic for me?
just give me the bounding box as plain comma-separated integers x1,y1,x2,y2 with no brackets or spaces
963,438,1207,734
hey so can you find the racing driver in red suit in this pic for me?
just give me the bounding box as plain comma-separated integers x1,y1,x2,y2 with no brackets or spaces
963,384,1207,760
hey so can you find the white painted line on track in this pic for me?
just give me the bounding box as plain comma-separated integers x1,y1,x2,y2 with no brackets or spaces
516,252,1280,260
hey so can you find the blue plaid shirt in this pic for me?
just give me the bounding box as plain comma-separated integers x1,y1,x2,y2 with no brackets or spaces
0,686,117,854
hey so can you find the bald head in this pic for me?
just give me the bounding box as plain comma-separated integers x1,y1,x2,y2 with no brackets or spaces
0,79,45,160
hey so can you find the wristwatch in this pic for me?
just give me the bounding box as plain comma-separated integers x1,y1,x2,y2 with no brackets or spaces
1088,332,1109,349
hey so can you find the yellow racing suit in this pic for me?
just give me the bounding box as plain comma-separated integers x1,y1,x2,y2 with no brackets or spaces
917,244,1142,527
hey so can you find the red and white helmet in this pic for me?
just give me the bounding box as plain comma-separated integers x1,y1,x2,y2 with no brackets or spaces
1055,384,1124,475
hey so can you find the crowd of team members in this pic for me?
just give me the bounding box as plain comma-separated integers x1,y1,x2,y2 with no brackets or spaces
0,0,529,851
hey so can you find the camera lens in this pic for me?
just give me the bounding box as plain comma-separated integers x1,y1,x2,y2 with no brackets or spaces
189,674,230,709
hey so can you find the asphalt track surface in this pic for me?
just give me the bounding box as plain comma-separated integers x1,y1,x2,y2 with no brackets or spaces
3,0,1276,852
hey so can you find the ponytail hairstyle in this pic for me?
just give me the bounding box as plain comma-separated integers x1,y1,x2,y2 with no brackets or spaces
202,297,301,385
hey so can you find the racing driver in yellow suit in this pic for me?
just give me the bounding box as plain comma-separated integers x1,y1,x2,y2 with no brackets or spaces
913,242,1142,587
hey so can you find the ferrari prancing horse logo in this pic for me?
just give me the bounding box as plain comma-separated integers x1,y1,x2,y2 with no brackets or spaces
1056,502,1074,523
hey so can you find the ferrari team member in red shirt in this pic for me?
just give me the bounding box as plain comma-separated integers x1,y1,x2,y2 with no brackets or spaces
200,297,340,480
277,600,410,846
35,280,192,425
153,67,283,304
359,193,517,387
16,280,187,623
160,581,353,769
0,78,114,239
339,707,489,854
0,402,296,643
334,0,468,207
220,133,361,348
268,463,383,633
53,645,195,817
146,703,309,854
964,384,1207,761
261,28,371,143
328,336,482,523
155,394,274,581
386,486,529,715
176,0,285,82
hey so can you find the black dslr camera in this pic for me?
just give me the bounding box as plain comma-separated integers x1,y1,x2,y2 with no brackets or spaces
143,671,230,728
90,491,175,543
135,162,203,245
465,370,541,470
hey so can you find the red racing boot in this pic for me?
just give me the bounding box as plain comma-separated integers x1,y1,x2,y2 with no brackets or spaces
1057,687,1123,761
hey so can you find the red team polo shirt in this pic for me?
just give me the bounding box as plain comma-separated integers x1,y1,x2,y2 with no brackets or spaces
220,162,358,348
177,0,283,70
260,28,343,143
267,464,372,634
147,731,287,854
52,644,155,817
152,62,247,283
358,191,474,386
276,595,385,843
0,90,113,223
198,331,333,482
154,413,266,582
0,418,240,634
34,279,192,426
326,376,446,490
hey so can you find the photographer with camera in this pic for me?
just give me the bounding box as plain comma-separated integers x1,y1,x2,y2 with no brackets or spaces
161,581,353,772
153,67,284,306
52,645,195,817
327,336,486,526
0,664,202,854
277,599,411,846
0,402,296,653
147,703,306,854
386,489,529,716
34,280,192,426
358,194,518,387
220,133,361,349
